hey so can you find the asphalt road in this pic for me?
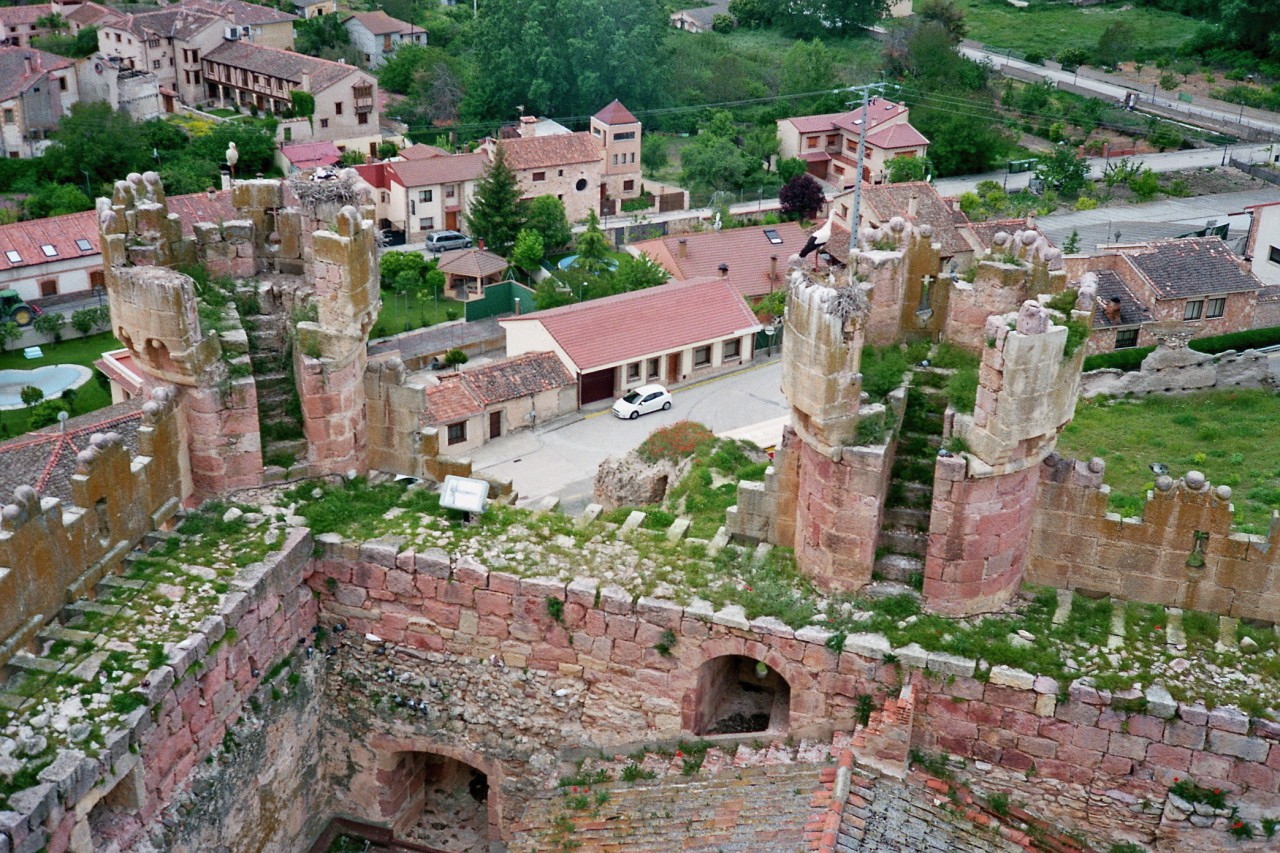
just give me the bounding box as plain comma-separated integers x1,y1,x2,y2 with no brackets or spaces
467,358,788,512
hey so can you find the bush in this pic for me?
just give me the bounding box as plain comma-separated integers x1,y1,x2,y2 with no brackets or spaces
33,311,66,342
1083,346,1154,373
637,421,715,463
860,346,910,401
1189,325,1280,355
29,399,69,428
20,385,43,405
443,348,468,367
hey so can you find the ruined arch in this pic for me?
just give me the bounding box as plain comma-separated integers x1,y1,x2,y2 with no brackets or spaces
370,736,505,850
685,653,792,737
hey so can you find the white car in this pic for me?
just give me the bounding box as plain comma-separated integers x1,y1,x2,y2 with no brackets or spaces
612,384,671,419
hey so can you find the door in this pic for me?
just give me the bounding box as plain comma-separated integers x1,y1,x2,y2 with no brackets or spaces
666,353,681,384
445,210,458,231
489,411,501,439
579,368,615,405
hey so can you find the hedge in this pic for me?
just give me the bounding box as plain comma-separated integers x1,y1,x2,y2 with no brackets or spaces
1082,325,1280,373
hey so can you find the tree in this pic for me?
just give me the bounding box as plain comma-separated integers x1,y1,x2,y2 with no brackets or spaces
534,277,576,310
781,39,836,95
524,195,572,251
24,183,92,218
290,91,315,119
418,63,465,126
916,0,966,43
775,0,889,38
680,135,751,192
71,308,99,335
886,155,929,183
1095,22,1135,67
1062,230,1081,255
33,312,66,343
711,13,735,33
189,123,276,177
742,126,779,171
779,174,824,220
467,146,525,256
296,14,351,58
30,399,70,429
778,158,807,183
379,44,435,94
443,348,469,369
380,251,428,288
20,385,43,406
641,135,668,174
574,210,611,275
0,321,21,352
43,103,150,187
510,228,545,276
1035,146,1090,196
610,254,668,292
728,0,773,27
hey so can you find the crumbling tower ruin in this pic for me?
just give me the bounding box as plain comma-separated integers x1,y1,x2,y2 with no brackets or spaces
99,170,381,499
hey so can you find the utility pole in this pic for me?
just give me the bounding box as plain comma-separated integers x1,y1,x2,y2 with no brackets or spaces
846,82,883,259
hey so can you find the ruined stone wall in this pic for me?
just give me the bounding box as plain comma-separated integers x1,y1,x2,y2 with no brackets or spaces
0,388,183,669
1028,458,1280,622
848,228,943,346
1080,344,1274,398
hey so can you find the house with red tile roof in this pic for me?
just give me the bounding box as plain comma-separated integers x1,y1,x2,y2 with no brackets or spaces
0,47,78,159
0,4,55,48
480,100,644,223
826,182,977,268
777,99,928,188
355,150,488,239
630,222,802,301
0,189,233,306
280,140,341,173
342,11,426,69
422,351,576,453
500,276,762,405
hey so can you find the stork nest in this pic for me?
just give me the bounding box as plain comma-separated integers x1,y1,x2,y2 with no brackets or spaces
286,171,363,213
826,281,869,322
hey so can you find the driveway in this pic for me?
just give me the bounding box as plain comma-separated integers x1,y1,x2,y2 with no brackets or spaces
467,358,788,512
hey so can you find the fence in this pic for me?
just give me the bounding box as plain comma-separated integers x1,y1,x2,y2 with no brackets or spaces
463,279,537,322
1230,158,1280,187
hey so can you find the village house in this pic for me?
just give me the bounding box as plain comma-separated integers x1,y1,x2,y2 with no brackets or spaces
501,276,762,406
0,47,79,159
64,1,115,35
293,0,337,19
201,40,381,153
342,11,426,70
630,222,802,301
1244,200,1280,287
278,139,341,173
421,351,577,454
483,100,643,222
777,99,929,188
0,4,56,49
355,148,488,240
669,0,731,33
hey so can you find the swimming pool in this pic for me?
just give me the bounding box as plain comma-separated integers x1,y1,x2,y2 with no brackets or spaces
0,364,93,409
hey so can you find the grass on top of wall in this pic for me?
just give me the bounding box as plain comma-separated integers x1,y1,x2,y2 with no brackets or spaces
1055,389,1280,533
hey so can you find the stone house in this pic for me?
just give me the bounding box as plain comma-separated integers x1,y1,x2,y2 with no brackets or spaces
423,351,577,454
482,100,643,223
293,0,337,19
630,222,805,301
669,1,730,33
501,276,762,405
437,247,509,302
0,47,78,159
342,11,426,70
1070,237,1265,354
355,149,488,239
182,0,297,49
777,99,929,188
64,1,115,35
825,182,979,273
0,4,55,49
201,41,381,152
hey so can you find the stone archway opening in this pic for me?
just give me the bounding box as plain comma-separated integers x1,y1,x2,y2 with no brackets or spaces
690,655,791,736
392,752,491,853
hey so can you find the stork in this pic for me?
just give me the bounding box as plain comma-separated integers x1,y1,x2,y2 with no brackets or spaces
798,216,833,269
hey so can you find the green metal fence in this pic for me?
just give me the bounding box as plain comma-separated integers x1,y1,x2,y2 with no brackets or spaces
464,280,537,322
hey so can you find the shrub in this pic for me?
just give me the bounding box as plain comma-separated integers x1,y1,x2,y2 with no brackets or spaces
1082,346,1154,373
29,399,70,428
70,307,99,335
443,348,468,368
945,367,979,414
33,311,66,342
19,385,43,406
860,345,910,401
1189,325,1280,355
637,421,714,463
1159,72,1179,91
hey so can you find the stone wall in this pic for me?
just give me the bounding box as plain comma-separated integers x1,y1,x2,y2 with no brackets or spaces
1080,344,1275,398
0,387,184,669
1028,458,1280,622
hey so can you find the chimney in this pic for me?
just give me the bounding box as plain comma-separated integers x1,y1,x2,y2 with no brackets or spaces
23,55,33,76
518,115,537,138
907,190,918,218
677,238,687,259
717,263,729,278
1104,297,1121,322
1027,210,1037,231
769,254,778,280
219,165,231,191
300,70,311,92
478,238,485,251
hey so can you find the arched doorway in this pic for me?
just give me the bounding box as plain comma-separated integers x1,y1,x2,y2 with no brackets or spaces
689,655,791,736
382,751,493,852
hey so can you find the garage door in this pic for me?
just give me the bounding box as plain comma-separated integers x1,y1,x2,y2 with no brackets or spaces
579,368,616,405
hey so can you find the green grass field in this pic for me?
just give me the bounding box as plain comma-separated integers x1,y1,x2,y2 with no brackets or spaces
960,0,1199,60
1056,390,1280,532
0,331,120,437
373,291,458,339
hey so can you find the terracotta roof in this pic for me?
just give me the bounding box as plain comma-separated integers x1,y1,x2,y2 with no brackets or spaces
1089,270,1152,329
438,248,508,278
0,4,52,27
785,100,908,135
400,143,450,160
344,10,418,36
103,7,222,41
182,0,297,26
203,41,369,93
799,151,830,162
502,277,762,372
0,47,73,102
864,122,929,149
388,152,488,188
631,223,803,300
0,189,232,272
497,134,601,171
859,182,971,257
592,99,638,126
0,401,143,505
282,140,341,170
423,377,482,424
460,351,573,406
670,1,730,28
1125,237,1260,299
65,2,114,27
1258,284,1280,303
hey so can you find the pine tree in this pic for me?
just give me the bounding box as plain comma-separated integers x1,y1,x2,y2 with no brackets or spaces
466,145,524,256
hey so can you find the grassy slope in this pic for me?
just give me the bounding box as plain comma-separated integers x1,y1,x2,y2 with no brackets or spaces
1056,390,1280,532
960,0,1199,58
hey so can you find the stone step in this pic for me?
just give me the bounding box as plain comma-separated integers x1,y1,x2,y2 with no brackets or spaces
6,652,62,675
886,481,933,510
876,526,927,558
37,625,96,646
882,505,930,530
874,552,923,582
96,575,147,592
264,439,308,458
861,581,921,601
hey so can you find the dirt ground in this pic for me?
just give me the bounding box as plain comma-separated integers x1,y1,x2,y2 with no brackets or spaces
1114,62,1272,106
1094,164,1268,206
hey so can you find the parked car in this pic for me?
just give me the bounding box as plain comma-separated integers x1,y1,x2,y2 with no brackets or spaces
425,230,473,253
612,384,671,419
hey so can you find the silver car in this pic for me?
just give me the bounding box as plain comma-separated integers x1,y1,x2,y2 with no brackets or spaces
425,230,473,253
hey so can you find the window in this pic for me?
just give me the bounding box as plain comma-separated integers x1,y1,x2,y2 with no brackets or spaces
532,171,546,182
693,345,711,367
557,170,563,177
75,239,93,252
447,421,467,445
40,244,56,257
627,362,641,382
5,250,21,263
723,338,741,361
806,137,818,149
147,37,159,48
39,279,57,297
283,126,291,142
1184,300,1203,321
647,357,659,379
358,113,368,125
1207,297,1226,319
419,217,434,230
612,154,618,165
58,78,66,92
623,179,634,192
335,102,343,115
445,186,456,198
2,110,12,124
763,228,782,244
152,60,161,70
320,118,329,128
630,152,635,163
1269,246,1280,265
90,271,104,289
419,189,433,202
575,178,588,191
1114,328,1139,349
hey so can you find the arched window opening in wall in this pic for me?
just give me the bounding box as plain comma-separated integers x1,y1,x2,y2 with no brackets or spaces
691,655,791,736
390,752,491,853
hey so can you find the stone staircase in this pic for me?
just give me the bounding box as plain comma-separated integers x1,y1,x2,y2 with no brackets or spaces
873,373,948,590
508,739,844,853
244,312,307,470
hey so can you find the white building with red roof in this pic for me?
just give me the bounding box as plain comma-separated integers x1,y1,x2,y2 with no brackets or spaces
777,98,928,188
355,148,488,240
501,276,762,405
